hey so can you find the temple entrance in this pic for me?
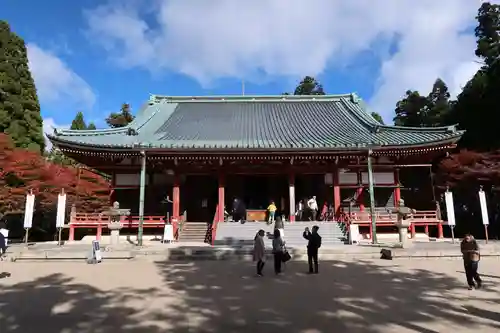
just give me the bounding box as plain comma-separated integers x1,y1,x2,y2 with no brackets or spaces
295,174,329,220
182,175,218,222
226,175,288,221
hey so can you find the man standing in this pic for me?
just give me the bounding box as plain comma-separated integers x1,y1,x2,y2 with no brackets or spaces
460,233,482,290
303,226,322,274
307,196,318,221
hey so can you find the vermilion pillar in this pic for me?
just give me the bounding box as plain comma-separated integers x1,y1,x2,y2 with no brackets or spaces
289,171,296,222
356,187,365,212
218,172,225,223
173,175,180,219
333,168,341,216
394,169,401,205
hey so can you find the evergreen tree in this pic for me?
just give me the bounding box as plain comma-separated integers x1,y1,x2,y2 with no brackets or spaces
393,90,429,127
0,20,44,152
475,2,500,67
426,78,451,126
106,103,134,128
70,111,87,130
293,76,325,95
370,112,384,125
87,122,96,130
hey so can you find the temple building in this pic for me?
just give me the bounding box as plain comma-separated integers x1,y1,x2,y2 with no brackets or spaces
48,94,463,243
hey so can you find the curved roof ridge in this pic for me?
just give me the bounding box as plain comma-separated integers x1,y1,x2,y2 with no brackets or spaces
149,93,353,103
53,127,129,137
379,124,459,133
338,97,379,130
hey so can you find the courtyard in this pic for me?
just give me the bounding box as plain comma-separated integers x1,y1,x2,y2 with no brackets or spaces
0,258,499,333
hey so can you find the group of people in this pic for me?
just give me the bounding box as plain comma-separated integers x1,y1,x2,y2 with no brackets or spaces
253,225,322,276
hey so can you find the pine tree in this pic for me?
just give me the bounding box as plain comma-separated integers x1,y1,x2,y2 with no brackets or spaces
70,111,87,130
426,78,451,126
106,103,134,128
293,76,325,95
87,122,96,130
0,20,44,152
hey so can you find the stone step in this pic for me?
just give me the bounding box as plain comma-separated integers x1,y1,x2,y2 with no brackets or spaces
215,221,346,247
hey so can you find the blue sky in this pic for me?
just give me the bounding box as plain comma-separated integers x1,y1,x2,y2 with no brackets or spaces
2,0,484,134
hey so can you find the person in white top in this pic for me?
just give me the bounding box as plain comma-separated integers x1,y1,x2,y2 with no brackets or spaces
0,220,8,254
307,196,318,221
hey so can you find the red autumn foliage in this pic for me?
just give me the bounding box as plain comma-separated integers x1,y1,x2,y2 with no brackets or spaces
0,133,109,216
436,149,500,190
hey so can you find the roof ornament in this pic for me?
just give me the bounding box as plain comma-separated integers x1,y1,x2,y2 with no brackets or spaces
126,128,138,136
446,125,456,133
350,93,360,103
371,125,380,133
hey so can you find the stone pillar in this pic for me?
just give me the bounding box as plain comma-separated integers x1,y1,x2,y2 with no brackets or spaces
289,171,295,222
108,221,122,245
399,224,410,247
173,175,180,219
218,172,225,223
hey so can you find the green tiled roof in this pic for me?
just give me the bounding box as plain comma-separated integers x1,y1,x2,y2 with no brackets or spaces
47,94,464,151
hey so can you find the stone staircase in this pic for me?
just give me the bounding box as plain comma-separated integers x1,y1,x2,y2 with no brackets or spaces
214,221,346,248
178,222,210,243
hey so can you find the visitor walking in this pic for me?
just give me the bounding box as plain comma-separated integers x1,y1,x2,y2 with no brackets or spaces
272,228,285,275
275,216,285,239
303,226,322,274
296,200,304,221
307,196,318,221
0,221,7,259
253,229,266,276
460,233,482,290
267,201,277,225
0,221,8,248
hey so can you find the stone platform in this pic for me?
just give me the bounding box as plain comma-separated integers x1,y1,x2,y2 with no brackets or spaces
3,240,500,262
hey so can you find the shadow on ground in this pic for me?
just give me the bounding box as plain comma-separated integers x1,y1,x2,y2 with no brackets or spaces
154,260,500,333
0,259,499,332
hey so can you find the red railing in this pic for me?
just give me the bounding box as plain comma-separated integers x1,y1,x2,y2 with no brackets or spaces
337,209,444,239
68,213,180,242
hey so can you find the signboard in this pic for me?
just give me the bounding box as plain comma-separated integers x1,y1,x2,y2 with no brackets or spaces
56,193,67,228
479,189,489,225
23,193,35,228
444,191,456,226
163,224,174,243
92,240,102,262
361,172,395,185
338,172,358,184
349,224,360,244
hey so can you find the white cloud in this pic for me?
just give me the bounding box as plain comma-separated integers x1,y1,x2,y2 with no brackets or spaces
27,44,96,110
43,118,69,151
84,0,495,121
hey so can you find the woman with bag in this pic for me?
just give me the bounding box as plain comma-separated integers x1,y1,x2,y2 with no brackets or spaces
253,230,266,276
272,228,286,275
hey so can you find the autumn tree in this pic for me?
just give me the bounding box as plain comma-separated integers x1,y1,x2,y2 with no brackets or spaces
106,103,134,128
0,21,44,153
0,133,109,238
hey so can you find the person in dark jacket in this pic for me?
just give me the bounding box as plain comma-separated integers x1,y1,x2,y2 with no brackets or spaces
303,225,322,274
460,233,482,290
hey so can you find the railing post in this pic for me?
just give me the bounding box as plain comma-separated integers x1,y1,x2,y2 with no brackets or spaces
68,204,77,242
